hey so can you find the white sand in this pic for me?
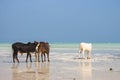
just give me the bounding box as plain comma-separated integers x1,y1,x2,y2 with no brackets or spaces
0,53,120,80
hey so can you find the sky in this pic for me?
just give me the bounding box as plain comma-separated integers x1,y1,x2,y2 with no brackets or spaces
0,0,120,43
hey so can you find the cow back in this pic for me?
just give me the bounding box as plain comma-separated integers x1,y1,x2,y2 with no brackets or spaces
38,42,50,53
12,42,39,53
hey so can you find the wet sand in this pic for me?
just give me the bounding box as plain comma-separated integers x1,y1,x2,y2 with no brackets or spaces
0,53,120,80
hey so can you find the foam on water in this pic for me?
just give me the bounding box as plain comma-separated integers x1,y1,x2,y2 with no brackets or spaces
51,43,120,62
0,44,12,57
0,43,120,61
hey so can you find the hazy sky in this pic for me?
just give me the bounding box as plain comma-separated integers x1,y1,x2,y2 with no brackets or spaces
0,0,120,43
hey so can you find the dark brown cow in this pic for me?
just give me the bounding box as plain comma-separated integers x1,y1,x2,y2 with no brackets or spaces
36,42,50,62
12,41,39,63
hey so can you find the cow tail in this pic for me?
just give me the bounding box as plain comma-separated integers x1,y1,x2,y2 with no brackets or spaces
12,45,18,57
12,44,14,56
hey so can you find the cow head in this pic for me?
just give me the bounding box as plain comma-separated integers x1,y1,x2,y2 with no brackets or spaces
34,41,40,52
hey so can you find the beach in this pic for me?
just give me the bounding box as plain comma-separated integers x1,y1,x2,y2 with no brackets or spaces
0,43,120,80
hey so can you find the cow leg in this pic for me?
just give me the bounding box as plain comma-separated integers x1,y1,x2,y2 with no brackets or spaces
79,50,85,59
26,52,32,62
13,51,19,63
47,53,50,62
13,53,16,63
38,53,40,62
78,50,81,58
26,53,29,62
29,53,32,62
41,53,44,62
35,53,39,62
44,53,46,62
15,55,19,63
35,53,37,62
82,51,85,59
28,52,32,62
87,51,91,59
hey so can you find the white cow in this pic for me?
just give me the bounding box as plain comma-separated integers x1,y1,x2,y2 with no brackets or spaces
79,42,92,59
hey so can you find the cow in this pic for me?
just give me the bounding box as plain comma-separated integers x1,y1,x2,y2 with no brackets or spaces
79,42,92,59
12,41,39,63
35,42,50,62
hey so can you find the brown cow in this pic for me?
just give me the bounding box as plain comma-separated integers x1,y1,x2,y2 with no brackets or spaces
35,42,50,62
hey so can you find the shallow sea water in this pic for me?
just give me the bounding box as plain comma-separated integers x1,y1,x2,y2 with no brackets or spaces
0,43,120,80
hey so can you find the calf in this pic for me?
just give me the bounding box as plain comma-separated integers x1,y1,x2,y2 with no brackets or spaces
36,42,50,62
12,41,39,63
79,42,92,59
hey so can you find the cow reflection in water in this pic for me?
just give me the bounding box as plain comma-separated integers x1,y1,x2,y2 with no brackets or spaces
12,62,50,80
35,62,50,80
79,60,92,80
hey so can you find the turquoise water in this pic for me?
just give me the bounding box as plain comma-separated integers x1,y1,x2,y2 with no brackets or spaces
0,43,120,59
51,43,120,58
